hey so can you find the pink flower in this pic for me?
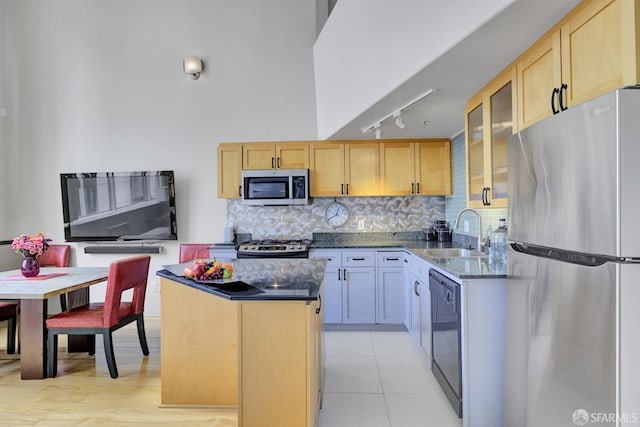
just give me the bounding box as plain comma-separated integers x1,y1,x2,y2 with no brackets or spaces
11,233,51,256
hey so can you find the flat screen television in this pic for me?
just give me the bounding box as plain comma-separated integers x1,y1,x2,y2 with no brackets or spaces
60,171,177,242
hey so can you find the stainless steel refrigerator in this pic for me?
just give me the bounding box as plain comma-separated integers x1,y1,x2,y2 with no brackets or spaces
506,88,640,427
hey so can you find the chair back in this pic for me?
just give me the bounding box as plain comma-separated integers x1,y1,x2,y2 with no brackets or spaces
38,244,71,267
103,256,151,327
179,243,212,263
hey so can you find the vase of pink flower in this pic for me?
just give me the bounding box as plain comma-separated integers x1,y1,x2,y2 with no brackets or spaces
11,233,51,278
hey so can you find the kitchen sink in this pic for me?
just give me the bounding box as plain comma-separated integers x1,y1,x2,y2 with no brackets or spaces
420,248,488,258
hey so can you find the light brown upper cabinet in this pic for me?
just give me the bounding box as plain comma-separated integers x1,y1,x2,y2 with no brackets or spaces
517,0,638,129
466,67,516,208
217,143,243,199
516,31,562,130
560,0,631,107
309,142,379,197
380,140,452,196
219,140,453,199
242,142,309,170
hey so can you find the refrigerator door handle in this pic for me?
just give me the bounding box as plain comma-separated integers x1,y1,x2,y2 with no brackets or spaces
510,242,640,266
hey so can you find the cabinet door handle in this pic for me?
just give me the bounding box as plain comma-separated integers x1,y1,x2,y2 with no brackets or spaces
352,257,365,261
404,258,409,263
483,187,491,206
271,157,275,168
385,257,399,261
238,185,242,197
277,157,281,168
341,184,344,195
559,83,568,111
338,268,341,281
316,294,321,314
343,269,347,281
414,281,420,297
551,87,560,114
411,183,415,194
346,183,349,195
416,182,420,194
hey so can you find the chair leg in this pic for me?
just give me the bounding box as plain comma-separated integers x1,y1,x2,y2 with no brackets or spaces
136,315,150,356
103,332,118,379
88,334,96,355
59,294,67,312
6,314,16,354
47,331,58,378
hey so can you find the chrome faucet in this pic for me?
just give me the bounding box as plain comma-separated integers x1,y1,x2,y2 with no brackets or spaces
453,208,484,252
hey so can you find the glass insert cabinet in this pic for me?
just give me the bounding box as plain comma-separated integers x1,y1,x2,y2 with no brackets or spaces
465,67,515,208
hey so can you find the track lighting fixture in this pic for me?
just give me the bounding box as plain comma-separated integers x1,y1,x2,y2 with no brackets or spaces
361,88,437,135
374,124,382,139
394,111,405,129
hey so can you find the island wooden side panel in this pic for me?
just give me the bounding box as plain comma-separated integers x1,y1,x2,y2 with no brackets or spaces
160,278,238,406
238,301,310,427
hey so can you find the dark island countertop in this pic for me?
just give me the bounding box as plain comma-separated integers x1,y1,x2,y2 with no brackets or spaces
156,258,327,301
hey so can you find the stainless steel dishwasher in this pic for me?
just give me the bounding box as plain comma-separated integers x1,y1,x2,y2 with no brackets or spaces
429,269,462,418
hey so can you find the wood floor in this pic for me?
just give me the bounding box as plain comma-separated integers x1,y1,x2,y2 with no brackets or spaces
0,317,238,426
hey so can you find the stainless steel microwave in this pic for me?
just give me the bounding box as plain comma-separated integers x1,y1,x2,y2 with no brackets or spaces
241,169,309,206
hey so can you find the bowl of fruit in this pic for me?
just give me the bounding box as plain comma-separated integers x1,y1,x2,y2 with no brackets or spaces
182,259,235,284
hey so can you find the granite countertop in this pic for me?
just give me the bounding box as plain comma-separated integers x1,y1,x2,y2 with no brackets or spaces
311,239,452,250
156,258,327,301
311,231,451,250
311,231,506,279
409,249,507,279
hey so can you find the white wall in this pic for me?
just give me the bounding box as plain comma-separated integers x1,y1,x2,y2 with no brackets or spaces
313,0,515,139
0,0,9,241
1,0,318,314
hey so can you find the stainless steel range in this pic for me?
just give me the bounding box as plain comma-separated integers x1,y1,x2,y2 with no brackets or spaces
236,239,311,258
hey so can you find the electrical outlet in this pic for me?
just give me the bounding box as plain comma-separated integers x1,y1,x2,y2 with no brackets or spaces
464,220,470,233
150,281,159,292
357,219,365,230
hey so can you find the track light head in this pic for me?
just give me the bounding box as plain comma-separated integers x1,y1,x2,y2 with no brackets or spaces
374,125,382,139
393,111,405,129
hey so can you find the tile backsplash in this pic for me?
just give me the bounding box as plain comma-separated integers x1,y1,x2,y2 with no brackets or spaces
227,196,445,240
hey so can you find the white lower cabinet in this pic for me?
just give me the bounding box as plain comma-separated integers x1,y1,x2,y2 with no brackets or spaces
310,248,405,324
342,267,376,323
419,279,431,361
309,250,342,324
409,273,422,345
403,255,431,355
376,252,405,324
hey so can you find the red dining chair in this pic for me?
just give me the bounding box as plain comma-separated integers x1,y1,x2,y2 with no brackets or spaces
38,244,71,311
46,255,151,378
0,302,17,354
179,243,212,263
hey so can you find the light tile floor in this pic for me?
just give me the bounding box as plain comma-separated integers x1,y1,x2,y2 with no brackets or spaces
318,329,463,427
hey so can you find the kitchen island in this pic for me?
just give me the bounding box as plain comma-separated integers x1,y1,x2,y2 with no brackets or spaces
156,258,326,427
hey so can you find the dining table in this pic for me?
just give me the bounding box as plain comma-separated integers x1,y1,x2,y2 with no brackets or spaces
0,266,108,379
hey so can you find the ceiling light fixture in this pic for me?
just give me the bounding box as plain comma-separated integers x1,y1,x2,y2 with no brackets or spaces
374,123,382,139
183,55,204,80
394,112,405,129
361,88,437,134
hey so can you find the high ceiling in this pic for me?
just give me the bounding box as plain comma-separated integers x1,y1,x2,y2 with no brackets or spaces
324,0,581,140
